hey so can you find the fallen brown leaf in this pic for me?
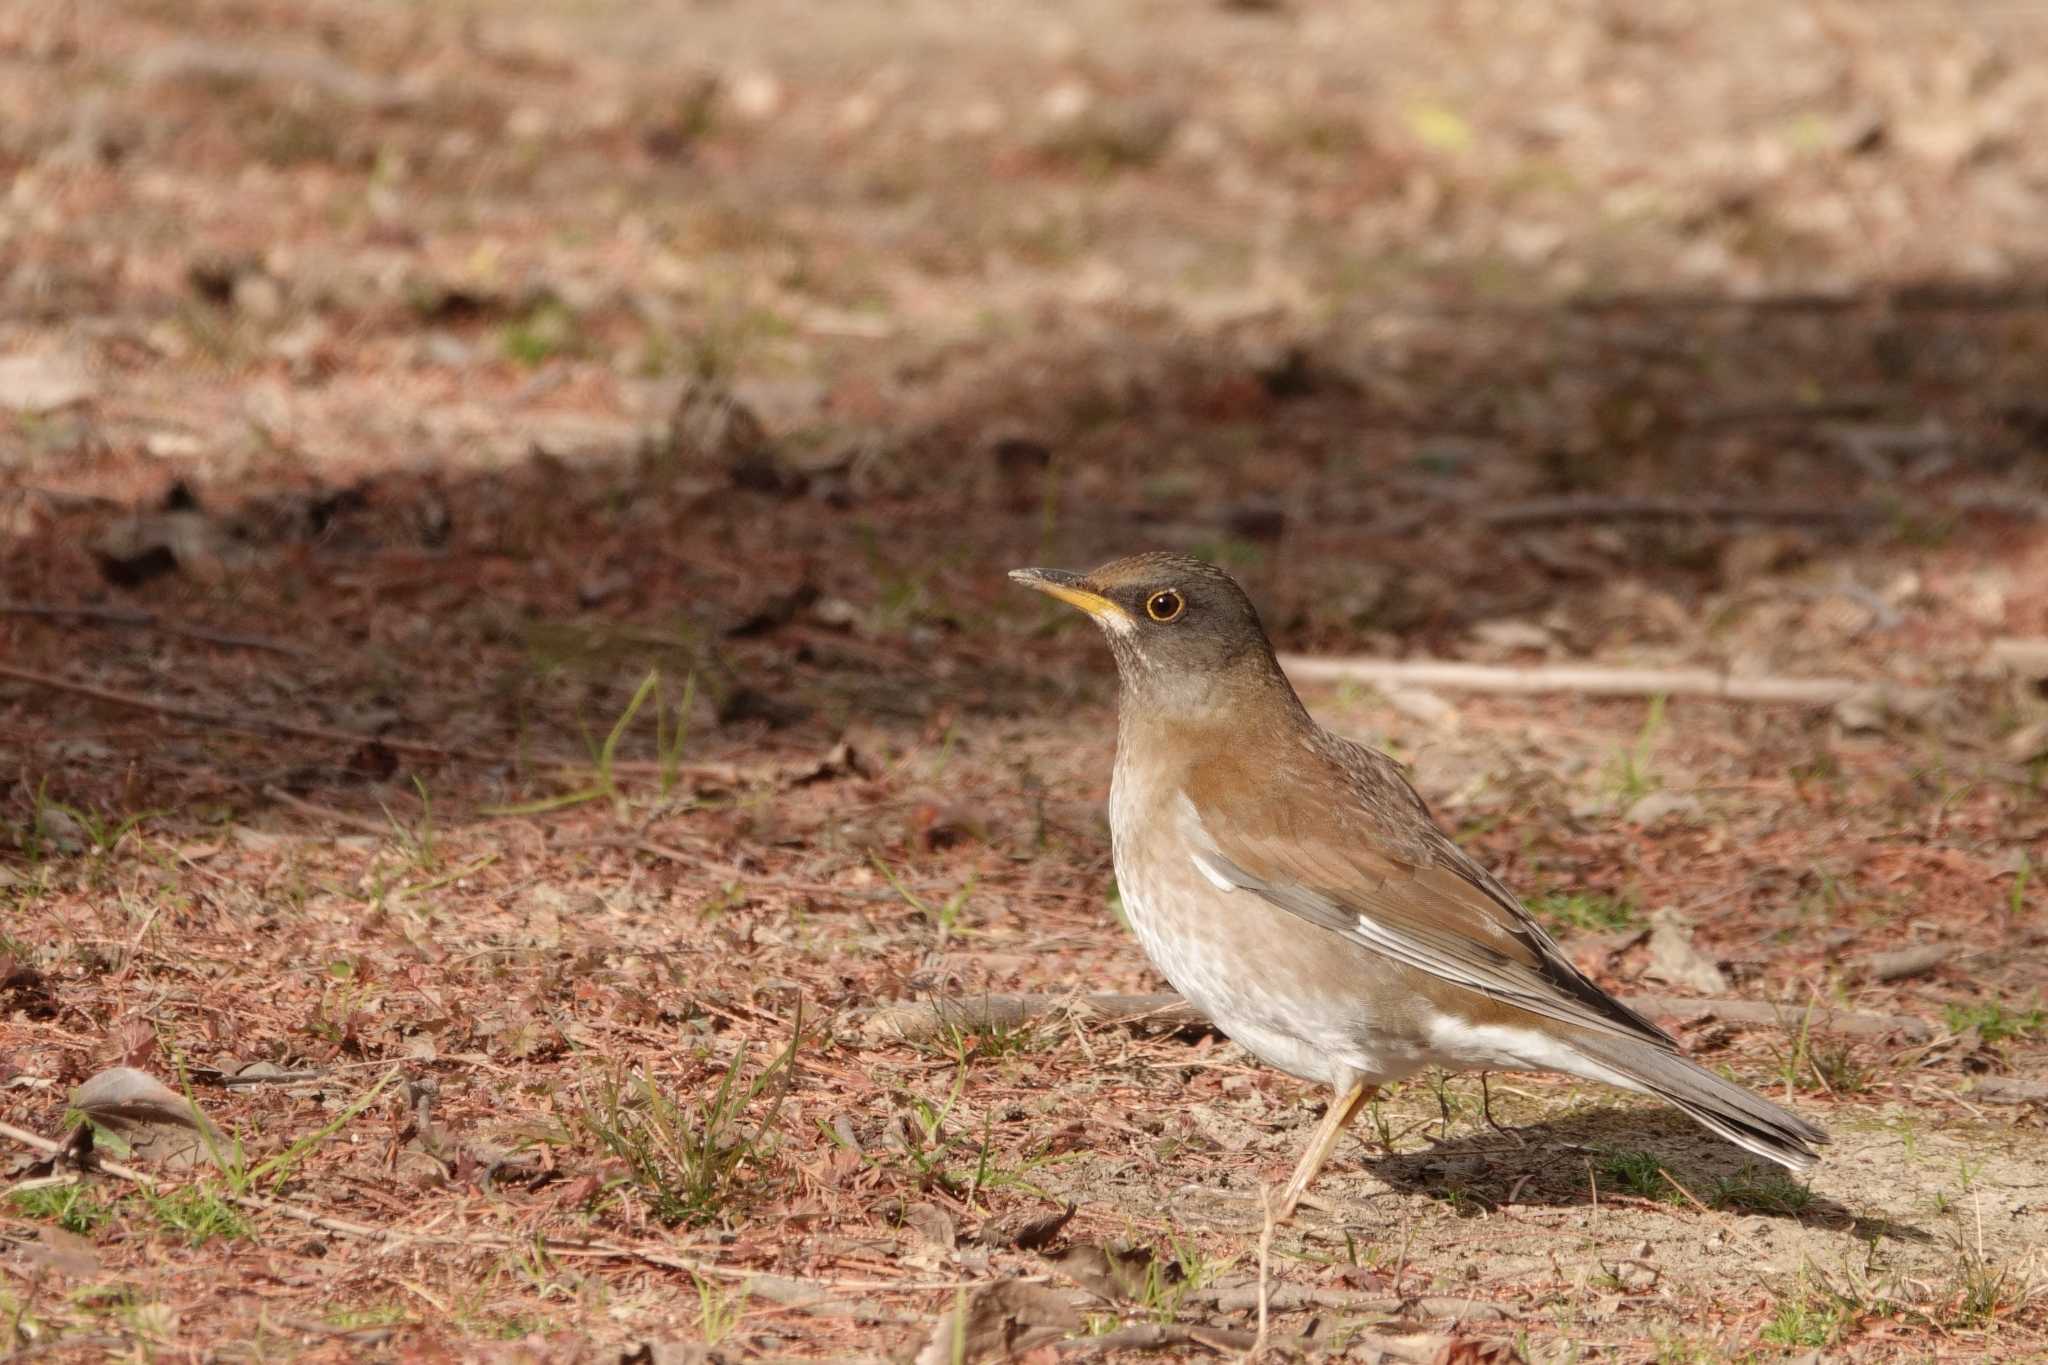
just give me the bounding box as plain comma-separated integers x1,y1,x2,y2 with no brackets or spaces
23,1224,101,1279
69,1066,225,1170
914,1279,1080,1365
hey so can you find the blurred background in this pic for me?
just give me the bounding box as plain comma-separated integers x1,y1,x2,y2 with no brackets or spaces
5,0,2046,744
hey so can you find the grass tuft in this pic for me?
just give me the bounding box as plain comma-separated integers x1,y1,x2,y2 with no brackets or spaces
571,1022,798,1227
1709,1166,1817,1216
141,1185,249,1245
8,1183,116,1234
1530,891,1639,933
1762,1290,1849,1347
1598,1151,1816,1217
1599,1149,1682,1203
1944,1001,2045,1045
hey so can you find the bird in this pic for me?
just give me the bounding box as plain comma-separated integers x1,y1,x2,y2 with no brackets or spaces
1011,551,1826,1218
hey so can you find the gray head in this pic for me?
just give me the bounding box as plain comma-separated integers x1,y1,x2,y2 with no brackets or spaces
1009,552,1301,716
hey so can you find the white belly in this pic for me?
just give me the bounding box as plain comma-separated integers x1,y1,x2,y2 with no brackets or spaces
1109,764,1433,1088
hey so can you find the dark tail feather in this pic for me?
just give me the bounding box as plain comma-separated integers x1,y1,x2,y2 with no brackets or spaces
1572,1035,1828,1172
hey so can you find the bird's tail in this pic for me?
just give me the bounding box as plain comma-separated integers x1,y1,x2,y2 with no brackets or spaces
1569,1034,1828,1172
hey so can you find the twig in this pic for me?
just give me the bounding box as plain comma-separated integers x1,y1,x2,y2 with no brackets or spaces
0,662,750,781
1200,1285,1515,1321
1478,497,1875,531
125,902,163,961
0,1333,130,1362
278,1320,408,1345
1057,1324,1259,1356
0,1120,160,1191
0,601,306,657
1968,1077,2048,1105
0,1119,984,1292
1391,1209,1415,1299
1248,1185,1276,1362
1555,283,2048,315
1657,1169,1733,1233
1623,993,1932,1042
262,786,396,836
195,1067,329,1088
1274,655,1936,710
0,663,469,759
551,836,710,864
1851,943,1950,983
1987,637,2048,678
856,993,1216,1043
858,991,1929,1044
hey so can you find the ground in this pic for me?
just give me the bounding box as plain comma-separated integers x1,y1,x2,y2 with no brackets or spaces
3,0,2048,1360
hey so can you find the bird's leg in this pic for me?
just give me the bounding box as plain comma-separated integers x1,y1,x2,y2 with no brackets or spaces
1274,1078,1379,1220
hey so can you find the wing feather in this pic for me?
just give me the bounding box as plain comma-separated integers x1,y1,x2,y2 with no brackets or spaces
1182,743,1677,1048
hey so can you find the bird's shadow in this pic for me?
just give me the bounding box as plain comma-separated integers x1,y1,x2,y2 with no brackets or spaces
1345,1106,1931,1246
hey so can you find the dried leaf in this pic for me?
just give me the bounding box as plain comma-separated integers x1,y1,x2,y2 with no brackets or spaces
1643,911,1730,994
785,739,873,786
974,1202,1075,1251
114,1018,157,1070
1042,1241,1166,1302
1854,943,1948,983
0,351,95,412
617,1343,722,1365
1624,791,1703,826
1987,637,2048,682
0,953,56,1018
902,1201,957,1250
912,1279,1079,1365
91,510,241,587
633,1346,718,1365
2003,718,2048,764
1431,1336,1527,1365
716,686,810,730
23,1224,101,1278
70,1066,225,1170
727,581,820,638
669,381,779,488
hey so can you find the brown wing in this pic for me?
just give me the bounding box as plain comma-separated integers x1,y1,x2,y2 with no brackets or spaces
1182,738,1677,1049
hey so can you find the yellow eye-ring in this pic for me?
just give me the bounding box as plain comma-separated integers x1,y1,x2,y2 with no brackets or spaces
1145,589,1185,622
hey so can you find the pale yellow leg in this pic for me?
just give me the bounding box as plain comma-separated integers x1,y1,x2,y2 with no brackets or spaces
1274,1079,1379,1220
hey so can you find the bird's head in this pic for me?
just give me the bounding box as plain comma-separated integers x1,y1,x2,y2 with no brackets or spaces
1010,551,1297,716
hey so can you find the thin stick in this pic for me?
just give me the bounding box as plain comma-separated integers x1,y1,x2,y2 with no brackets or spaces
1248,1186,1277,1363
0,601,307,657
1477,496,1876,531
861,991,1928,1044
0,1119,993,1292
0,663,468,759
0,663,741,781
1275,654,1936,710
552,836,710,865
262,786,396,836
1967,1077,2048,1105
1390,1210,1415,1300
0,1120,159,1191
1624,992,1931,1042
857,993,1215,1043
1657,1169,1733,1234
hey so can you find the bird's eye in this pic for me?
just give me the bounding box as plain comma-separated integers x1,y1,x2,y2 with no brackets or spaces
1145,589,1185,622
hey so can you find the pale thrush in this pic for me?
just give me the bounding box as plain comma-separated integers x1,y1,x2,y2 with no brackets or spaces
1012,551,1825,1217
